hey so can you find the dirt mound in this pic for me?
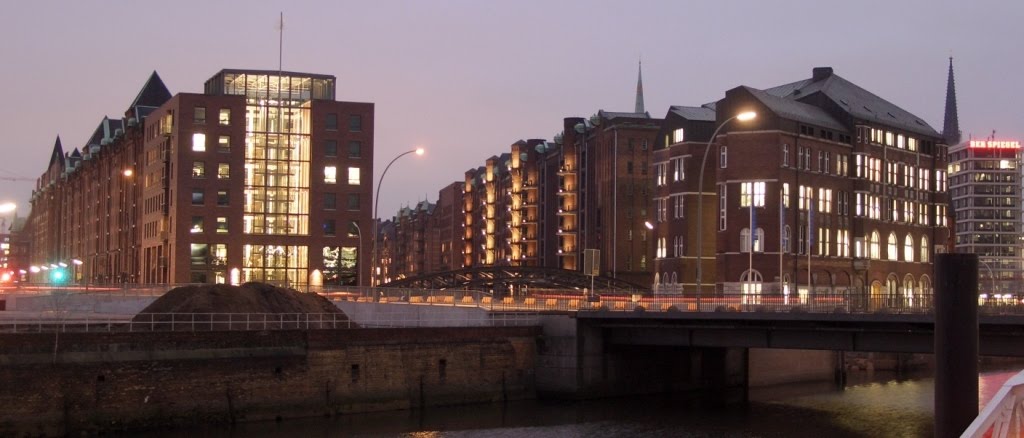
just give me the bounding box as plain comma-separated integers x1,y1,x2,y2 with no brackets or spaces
137,282,344,315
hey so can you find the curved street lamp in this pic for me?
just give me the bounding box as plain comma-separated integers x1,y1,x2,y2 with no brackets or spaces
372,148,425,287
695,111,756,308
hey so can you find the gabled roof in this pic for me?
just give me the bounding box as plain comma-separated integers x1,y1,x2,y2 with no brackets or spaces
742,86,848,132
84,117,124,148
126,71,172,121
763,67,938,137
668,105,715,122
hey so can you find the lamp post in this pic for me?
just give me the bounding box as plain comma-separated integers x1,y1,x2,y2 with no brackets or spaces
645,220,656,302
695,111,756,308
350,221,363,287
372,148,425,288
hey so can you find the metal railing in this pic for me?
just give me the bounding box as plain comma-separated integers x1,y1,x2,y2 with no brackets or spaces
332,289,1024,316
0,311,540,333
962,369,1024,438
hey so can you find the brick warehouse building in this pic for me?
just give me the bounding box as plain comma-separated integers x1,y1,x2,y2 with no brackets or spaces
382,65,663,286
25,69,374,287
651,67,951,303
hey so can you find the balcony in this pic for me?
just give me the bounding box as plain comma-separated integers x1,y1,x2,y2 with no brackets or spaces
557,166,575,176
556,209,576,216
556,228,576,235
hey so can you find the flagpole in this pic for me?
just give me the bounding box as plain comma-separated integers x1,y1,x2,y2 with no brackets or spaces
749,202,753,302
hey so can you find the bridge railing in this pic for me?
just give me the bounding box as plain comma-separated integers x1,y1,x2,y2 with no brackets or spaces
962,369,1024,438
329,289,1024,316
0,311,540,333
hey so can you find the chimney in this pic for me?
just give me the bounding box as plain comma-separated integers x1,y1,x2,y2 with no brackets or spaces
812,67,834,82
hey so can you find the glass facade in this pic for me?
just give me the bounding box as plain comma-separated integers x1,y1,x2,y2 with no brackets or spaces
206,71,337,286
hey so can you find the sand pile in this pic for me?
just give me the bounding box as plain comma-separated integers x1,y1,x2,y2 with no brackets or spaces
132,282,352,328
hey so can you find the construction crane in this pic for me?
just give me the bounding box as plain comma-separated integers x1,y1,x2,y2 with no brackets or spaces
0,176,33,182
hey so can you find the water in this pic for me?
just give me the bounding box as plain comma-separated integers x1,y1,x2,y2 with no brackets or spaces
137,369,1019,438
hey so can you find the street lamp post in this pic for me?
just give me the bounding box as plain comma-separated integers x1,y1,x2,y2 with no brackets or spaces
645,220,656,302
350,221,363,287
695,111,756,309
372,148,425,288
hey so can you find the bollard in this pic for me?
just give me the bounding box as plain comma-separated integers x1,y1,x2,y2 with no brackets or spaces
933,253,978,438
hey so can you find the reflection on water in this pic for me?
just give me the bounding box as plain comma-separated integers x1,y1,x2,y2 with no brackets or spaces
137,369,1020,438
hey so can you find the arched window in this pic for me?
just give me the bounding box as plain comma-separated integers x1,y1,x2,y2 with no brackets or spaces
783,225,791,253
740,228,751,252
754,228,765,252
919,275,931,295
904,234,914,262
887,232,898,260
903,274,915,296
920,236,930,263
741,269,763,303
670,272,678,284
674,235,684,257
654,272,661,286
869,230,880,260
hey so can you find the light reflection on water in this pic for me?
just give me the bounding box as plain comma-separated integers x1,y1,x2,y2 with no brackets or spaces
137,369,1019,438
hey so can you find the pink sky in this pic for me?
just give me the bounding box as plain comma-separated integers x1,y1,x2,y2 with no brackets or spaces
1,0,1021,218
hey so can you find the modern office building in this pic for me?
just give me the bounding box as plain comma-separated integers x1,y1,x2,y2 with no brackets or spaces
949,138,1022,295
651,66,952,303
943,58,1023,296
25,69,374,287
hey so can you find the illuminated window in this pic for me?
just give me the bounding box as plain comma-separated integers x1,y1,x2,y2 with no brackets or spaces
194,107,206,125
348,167,361,185
218,163,230,179
782,183,790,208
921,236,930,263
672,128,684,143
218,109,231,126
192,133,207,152
904,234,914,262
741,181,766,207
216,217,228,234
217,135,230,153
192,161,206,178
671,157,684,182
325,166,337,184
191,216,203,233
818,188,832,213
887,232,898,260
869,231,880,260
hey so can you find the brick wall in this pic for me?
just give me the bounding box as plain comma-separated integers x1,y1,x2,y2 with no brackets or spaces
0,327,538,436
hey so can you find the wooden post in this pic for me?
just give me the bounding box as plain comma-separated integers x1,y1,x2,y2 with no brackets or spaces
934,253,978,438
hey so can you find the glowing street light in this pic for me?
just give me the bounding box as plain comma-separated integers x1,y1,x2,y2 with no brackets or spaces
371,147,426,287
0,202,15,213
696,111,757,306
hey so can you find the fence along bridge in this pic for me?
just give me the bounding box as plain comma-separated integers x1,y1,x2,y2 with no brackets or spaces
380,266,646,292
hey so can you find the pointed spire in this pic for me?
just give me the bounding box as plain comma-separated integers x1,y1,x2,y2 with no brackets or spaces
942,57,961,146
126,71,172,118
48,136,65,169
634,58,645,114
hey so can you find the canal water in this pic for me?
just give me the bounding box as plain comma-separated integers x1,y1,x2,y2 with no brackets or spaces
141,368,1019,438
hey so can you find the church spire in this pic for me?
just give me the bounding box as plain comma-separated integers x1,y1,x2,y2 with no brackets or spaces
634,58,645,114
942,57,961,146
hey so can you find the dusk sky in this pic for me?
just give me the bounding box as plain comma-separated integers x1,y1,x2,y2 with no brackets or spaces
1,0,1021,218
